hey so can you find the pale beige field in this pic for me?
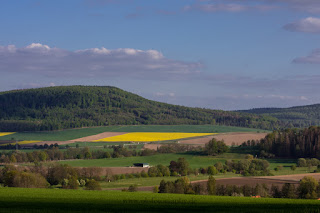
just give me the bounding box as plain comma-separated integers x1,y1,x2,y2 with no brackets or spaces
179,132,268,146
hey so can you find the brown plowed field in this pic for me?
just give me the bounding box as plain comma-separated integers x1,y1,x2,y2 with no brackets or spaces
103,167,149,175
106,173,320,191
69,132,128,142
21,132,129,147
0,141,13,145
255,173,320,181
179,132,268,146
143,132,268,150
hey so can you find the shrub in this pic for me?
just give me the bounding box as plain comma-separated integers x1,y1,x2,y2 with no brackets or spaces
85,179,101,190
297,158,307,167
207,166,218,175
128,185,137,192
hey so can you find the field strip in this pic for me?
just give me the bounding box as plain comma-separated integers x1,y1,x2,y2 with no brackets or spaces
255,173,320,181
94,132,216,142
0,132,16,137
69,132,128,142
178,132,268,146
0,140,42,146
105,176,300,192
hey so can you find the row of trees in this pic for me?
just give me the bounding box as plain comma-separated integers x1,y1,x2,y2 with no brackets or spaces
158,176,320,199
0,146,157,163
0,138,229,164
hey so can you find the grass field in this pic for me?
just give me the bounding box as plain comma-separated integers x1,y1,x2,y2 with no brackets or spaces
0,125,265,141
0,188,319,213
57,153,231,168
58,152,302,170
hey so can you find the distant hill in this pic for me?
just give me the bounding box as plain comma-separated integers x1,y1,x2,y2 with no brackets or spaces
239,104,320,128
0,86,278,131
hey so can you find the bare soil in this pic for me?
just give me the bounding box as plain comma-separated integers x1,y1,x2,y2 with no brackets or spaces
106,173,320,192
69,132,128,142
142,132,268,150
20,132,129,147
179,132,268,146
103,167,149,175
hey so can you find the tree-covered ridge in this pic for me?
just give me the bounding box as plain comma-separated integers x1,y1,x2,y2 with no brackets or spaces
239,104,320,128
0,86,278,131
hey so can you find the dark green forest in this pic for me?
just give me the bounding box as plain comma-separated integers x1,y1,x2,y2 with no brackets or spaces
255,126,320,158
0,86,278,131
240,105,320,128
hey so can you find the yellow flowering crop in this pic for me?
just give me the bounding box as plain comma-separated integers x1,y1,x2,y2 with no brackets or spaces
94,132,215,142
0,132,16,137
0,140,42,146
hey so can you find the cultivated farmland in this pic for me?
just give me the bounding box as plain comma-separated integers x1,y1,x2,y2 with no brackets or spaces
94,132,215,142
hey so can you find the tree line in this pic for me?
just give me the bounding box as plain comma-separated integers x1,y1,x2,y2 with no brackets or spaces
158,175,320,199
245,126,320,158
0,139,229,164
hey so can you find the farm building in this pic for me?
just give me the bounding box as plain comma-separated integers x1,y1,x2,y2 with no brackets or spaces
133,163,149,168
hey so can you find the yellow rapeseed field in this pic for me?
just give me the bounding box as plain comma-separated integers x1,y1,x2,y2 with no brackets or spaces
0,140,42,146
0,132,16,137
94,132,215,142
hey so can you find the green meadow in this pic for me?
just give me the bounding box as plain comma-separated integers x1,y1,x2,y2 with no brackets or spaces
0,187,319,213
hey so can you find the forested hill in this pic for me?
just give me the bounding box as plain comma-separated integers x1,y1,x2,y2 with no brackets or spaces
240,104,320,128
0,86,278,131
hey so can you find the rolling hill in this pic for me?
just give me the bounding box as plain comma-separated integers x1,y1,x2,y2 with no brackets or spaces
239,104,320,128
0,86,278,131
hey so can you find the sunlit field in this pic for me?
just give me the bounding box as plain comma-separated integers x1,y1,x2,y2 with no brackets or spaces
94,132,215,142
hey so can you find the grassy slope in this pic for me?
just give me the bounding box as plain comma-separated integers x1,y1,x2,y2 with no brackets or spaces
0,188,319,213
0,125,264,141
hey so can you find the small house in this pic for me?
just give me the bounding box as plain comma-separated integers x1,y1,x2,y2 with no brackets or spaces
133,163,149,168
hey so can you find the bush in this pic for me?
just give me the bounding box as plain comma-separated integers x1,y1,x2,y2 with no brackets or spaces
128,185,137,192
297,158,307,167
85,179,101,190
5,171,49,188
207,166,218,175
153,186,159,193
298,176,318,199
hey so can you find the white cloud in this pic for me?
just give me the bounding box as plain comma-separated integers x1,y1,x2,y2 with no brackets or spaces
284,17,320,33
184,0,320,14
26,43,50,50
293,49,320,64
169,92,175,97
184,2,275,13
0,43,203,80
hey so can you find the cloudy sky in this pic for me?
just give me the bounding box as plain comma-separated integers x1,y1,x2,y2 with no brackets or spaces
1,0,320,110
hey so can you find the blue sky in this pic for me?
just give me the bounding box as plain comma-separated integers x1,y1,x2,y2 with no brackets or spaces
1,0,320,110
